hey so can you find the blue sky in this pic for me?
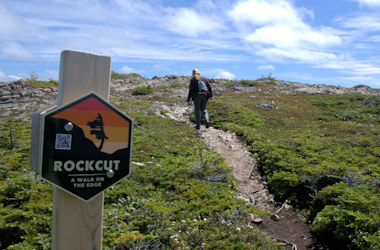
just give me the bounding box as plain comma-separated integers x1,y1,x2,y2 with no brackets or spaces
1,0,380,88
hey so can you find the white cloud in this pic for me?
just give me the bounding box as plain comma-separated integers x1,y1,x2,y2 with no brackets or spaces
257,46,339,64
0,4,30,38
372,35,380,42
246,25,341,49
0,4,40,60
345,62,380,76
0,0,237,63
228,0,341,64
357,0,380,7
337,14,380,31
314,57,380,78
0,42,36,60
165,8,224,37
227,0,380,82
258,65,275,70
44,70,59,80
215,71,236,80
0,0,379,88
0,71,21,82
120,65,144,74
226,0,380,84
229,0,299,27
342,75,380,87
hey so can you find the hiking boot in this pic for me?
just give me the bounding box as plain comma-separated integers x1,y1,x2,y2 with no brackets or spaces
205,121,210,128
195,125,200,130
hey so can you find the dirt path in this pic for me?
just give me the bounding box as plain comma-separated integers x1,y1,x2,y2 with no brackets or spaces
199,126,275,211
167,102,314,250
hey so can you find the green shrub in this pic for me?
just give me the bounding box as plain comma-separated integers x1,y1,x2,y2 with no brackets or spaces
222,79,267,87
267,171,302,202
208,101,264,129
311,184,380,249
0,120,53,249
29,79,58,88
353,84,370,89
208,88,379,248
260,73,276,81
111,72,144,79
128,73,143,78
131,85,154,95
1,112,279,249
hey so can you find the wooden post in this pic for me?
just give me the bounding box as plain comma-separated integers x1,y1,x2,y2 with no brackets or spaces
31,105,56,174
52,50,111,250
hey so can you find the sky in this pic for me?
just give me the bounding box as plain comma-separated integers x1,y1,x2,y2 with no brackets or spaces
1,0,380,88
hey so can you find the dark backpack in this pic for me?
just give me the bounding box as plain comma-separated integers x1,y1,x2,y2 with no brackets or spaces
197,79,208,93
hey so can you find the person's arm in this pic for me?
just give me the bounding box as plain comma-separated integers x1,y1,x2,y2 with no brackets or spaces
187,80,194,102
206,80,213,99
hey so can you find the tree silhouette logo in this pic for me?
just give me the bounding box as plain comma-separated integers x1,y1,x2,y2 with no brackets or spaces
87,113,109,151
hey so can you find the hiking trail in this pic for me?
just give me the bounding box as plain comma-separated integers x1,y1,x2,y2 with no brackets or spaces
165,99,314,250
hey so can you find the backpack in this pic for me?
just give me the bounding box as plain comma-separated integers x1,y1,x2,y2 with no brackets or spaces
197,79,208,93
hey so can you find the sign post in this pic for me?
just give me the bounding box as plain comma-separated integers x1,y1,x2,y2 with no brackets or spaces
53,50,111,250
27,50,127,250
31,50,132,249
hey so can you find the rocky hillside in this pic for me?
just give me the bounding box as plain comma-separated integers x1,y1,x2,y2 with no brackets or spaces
1,75,378,122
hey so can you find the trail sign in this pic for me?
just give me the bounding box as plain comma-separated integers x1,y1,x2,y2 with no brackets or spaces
40,92,132,201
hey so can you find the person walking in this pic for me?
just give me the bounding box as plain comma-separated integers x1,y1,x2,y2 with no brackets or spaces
187,68,213,129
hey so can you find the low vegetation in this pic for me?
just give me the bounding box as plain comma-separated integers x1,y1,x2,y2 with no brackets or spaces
208,83,379,249
29,79,58,88
25,71,58,88
131,85,154,95
0,76,379,249
111,72,143,80
0,109,278,249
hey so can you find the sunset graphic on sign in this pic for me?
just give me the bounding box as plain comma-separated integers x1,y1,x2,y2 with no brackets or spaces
52,96,130,154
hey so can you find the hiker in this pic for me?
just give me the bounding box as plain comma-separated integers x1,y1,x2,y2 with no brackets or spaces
187,68,213,129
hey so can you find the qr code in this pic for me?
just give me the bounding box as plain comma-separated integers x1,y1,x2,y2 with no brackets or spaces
55,134,72,150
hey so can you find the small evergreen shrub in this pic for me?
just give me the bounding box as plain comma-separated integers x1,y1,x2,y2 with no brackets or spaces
131,85,154,95
209,89,379,249
111,72,143,79
0,110,279,249
29,79,58,88
311,184,380,249
353,84,370,89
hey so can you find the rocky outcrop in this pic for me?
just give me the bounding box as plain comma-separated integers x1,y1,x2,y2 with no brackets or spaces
0,80,57,121
1,76,379,122
274,81,380,95
0,81,57,102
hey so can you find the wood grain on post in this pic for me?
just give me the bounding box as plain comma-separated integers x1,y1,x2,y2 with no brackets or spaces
52,50,111,250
